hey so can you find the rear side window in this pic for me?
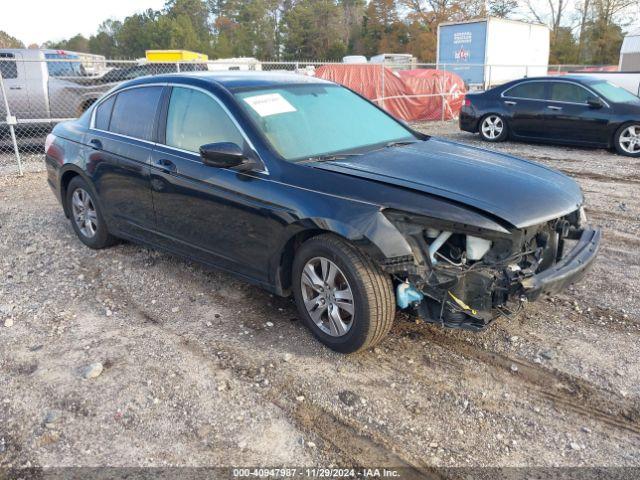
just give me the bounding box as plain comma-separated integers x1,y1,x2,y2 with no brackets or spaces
503,82,546,100
94,95,116,130
45,53,84,77
109,86,163,141
0,53,17,79
549,82,597,104
165,87,244,153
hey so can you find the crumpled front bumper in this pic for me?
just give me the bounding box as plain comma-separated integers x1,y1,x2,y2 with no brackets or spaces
520,226,601,301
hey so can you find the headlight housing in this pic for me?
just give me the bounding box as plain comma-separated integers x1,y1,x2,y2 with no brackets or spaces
382,209,508,267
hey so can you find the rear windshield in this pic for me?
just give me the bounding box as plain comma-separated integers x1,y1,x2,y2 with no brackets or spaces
45,53,84,77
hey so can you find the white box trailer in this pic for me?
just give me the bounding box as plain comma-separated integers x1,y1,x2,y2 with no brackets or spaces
571,72,640,97
619,28,640,72
437,18,550,89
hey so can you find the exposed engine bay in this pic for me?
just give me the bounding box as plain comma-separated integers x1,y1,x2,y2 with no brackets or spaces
381,207,596,330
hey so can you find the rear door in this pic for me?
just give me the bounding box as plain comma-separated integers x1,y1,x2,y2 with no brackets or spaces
543,81,610,145
0,52,31,118
500,81,548,138
85,85,164,240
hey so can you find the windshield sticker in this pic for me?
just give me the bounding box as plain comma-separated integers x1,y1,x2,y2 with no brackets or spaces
243,93,297,117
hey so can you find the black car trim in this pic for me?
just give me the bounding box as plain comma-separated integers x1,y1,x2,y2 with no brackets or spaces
89,81,270,174
500,79,610,108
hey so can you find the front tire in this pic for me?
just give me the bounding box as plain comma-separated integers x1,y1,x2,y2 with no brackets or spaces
292,234,395,353
479,114,508,142
614,123,640,157
66,176,117,249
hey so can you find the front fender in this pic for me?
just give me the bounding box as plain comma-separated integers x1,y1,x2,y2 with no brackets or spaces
268,209,413,294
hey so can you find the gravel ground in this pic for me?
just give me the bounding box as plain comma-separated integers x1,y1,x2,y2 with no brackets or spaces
1,121,639,473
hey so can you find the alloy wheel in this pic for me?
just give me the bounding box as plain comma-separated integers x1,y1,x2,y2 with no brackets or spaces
300,257,355,337
71,188,98,238
481,115,504,140
619,125,640,154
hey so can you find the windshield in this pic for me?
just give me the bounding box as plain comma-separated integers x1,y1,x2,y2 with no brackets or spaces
590,80,639,103
234,84,415,161
45,53,85,77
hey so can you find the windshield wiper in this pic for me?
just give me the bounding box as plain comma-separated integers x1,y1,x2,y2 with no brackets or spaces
298,153,363,164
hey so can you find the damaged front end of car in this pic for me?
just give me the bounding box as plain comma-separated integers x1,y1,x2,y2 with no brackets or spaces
381,207,601,331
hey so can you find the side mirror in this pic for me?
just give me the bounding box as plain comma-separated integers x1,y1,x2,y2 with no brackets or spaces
587,98,603,109
199,142,249,169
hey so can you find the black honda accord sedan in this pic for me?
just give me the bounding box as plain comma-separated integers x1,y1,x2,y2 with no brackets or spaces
45,72,601,353
459,75,640,156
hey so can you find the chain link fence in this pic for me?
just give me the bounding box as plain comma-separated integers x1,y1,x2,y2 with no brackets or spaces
0,56,612,174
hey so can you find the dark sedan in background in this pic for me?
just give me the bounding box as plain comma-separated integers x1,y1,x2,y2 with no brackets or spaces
45,72,600,353
460,76,640,156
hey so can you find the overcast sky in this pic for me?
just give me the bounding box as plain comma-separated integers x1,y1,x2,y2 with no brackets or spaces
1,0,166,46
3,0,639,48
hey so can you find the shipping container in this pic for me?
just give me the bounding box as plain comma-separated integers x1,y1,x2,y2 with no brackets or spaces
437,18,550,89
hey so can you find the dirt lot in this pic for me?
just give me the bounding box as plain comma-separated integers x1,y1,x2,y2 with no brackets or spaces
1,121,639,473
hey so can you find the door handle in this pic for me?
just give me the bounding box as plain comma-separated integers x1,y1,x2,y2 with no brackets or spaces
504,100,517,105
156,158,177,174
89,138,102,150
9,86,22,90
547,105,563,111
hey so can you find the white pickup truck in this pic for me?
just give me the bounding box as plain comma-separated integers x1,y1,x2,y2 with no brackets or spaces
0,48,114,123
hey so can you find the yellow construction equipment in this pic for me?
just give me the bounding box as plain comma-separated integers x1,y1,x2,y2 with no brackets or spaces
145,50,208,62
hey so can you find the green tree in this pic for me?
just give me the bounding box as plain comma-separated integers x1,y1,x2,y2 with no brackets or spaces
88,20,122,58
44,34,91,53
281,0,346,60
339,0,366,54
580,0,633,65
0,31,25,48
549,26,578,63
211,0,282,58
488,0,519,18
361,0,408,57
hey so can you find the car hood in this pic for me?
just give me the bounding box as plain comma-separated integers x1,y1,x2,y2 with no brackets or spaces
313,138,583,228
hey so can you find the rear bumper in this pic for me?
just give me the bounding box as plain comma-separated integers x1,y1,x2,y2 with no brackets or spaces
520,226,601,301
459,108,479,133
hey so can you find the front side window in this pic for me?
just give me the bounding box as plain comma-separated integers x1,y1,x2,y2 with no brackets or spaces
234,84,415,161
0,53,17,79
109,86,163,141
165,87,244,153
503,82,547,100
549,82,597,104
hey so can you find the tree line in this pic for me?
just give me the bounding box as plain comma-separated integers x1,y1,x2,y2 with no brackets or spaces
3,0,637,64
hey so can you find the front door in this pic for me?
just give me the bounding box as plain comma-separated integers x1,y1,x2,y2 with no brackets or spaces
149,86,275,282
0,52,30,119
543,81,610,145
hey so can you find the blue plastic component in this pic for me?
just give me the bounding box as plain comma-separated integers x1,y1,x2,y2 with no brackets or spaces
396,282,424,309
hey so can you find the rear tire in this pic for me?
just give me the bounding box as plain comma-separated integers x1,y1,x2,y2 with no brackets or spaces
614,123,640,157
292,234,395,353
479,114,508,142
66,176,117,249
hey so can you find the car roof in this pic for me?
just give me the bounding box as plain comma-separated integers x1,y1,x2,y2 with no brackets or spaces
509,75,599,84
123,71,334,91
